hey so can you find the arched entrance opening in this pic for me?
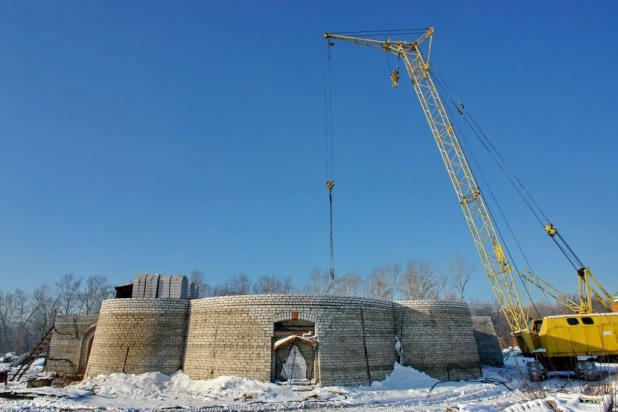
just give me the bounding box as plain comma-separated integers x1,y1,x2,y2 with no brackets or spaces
78,325,97,376
272,319,317,384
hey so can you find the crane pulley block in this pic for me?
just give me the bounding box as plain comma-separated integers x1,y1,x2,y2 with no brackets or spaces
390,70,400,87
544,223,558,237
326,180,335,192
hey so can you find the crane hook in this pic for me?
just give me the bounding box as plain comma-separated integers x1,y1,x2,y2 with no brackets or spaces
390,53,401,88
390,70,400,88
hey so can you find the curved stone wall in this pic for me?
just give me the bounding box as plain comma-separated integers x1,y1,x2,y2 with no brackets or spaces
85,299,189,378
184,295,398,386
47,314,98,376
80,296,481,385
471,315,504,367
394,300,481,380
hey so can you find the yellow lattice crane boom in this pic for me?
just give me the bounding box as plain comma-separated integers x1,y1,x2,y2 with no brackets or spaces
325,28,618,379
324,29,528,331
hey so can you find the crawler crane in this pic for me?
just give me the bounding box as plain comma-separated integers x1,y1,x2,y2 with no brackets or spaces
324,28,618,380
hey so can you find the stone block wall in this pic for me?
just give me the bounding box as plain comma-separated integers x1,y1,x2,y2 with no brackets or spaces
471,316,504,367
183,295,397,387
47,314,98,376
69,295,482,385
394,300,481,380
316,299,396,386
85,299,189,377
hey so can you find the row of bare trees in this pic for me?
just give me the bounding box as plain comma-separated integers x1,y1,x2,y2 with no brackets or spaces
189,254,475,302
189,255,595,345
0,273,113,354
4,254,591,354
189,272,294,297
302,256,474,301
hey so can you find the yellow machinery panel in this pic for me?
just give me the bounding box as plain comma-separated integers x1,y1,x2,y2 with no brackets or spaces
536,314,618,358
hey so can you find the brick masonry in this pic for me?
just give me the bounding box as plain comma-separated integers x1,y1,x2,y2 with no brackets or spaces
84,299,189,377
471,315,504,367
46,314,99,376
54,295,483,385
183,295,399,387
395,300,482,380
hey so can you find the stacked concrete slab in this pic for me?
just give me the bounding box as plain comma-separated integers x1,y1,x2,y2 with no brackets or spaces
132,274,192,299
158,275,188,299
132,274,159,298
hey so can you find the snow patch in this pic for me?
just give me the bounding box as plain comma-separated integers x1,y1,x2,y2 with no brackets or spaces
0,361,615,411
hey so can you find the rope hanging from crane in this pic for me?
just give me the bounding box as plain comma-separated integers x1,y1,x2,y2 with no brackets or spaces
324,39,336,280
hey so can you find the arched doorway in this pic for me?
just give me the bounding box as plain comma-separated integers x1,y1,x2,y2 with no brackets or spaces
272,319,317,383
78,325,97,376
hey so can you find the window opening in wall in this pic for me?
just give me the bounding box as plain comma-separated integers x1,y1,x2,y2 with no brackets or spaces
567,318,579,326
532,320,543,335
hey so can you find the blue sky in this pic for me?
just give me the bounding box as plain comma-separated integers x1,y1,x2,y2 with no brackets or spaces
1,1,617,300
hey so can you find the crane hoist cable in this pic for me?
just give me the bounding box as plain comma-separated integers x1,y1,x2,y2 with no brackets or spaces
430,66,587,273
324,39,336,280
431,67,588,314
462,103,586,271
430,67,546,225
326,180,335,280
432,71,548,317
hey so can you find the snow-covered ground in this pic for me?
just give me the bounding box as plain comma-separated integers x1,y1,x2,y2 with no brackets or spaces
0,352,615,411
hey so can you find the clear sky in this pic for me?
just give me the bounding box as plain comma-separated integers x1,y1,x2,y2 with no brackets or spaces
1,1,617,300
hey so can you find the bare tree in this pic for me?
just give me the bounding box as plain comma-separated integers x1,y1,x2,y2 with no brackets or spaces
332,268,363,296
55,273,82,314
442,289,459,301
32,284,59,337
448,254,474,300
364,263,401,301
252,274,293,294
189,269,211,298
0,289,36,352
0,290,18,351
399,260,443,299
213,273,252,296
303,268,336,296
78,276,113,315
